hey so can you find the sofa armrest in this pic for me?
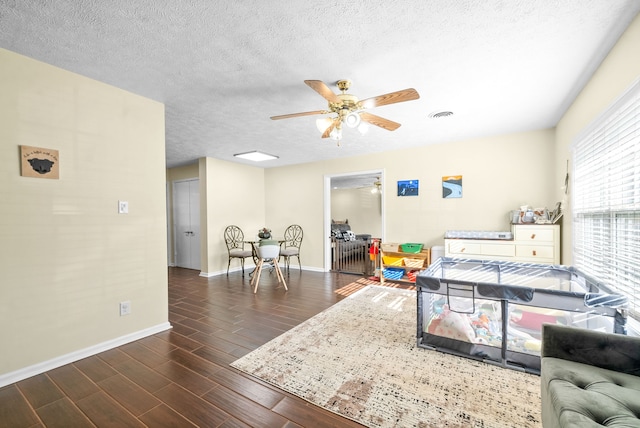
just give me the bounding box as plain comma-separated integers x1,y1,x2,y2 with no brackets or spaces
541,323,640,376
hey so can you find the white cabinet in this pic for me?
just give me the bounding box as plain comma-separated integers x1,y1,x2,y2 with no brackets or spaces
445,224,560,264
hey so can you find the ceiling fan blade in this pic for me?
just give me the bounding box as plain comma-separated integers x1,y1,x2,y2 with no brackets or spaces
359,112,401,131
270,110,327,120
360,88,420,109
305,80,341,104
321,119,339,138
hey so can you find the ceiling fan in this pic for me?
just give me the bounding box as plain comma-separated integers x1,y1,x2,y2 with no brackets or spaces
270,80,420,143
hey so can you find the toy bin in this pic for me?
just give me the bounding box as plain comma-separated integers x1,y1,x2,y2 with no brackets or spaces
400,243,423,253
403,257,425,268
415,257,628,374
383,267,404,280
381,243,400,252
382,256,403,266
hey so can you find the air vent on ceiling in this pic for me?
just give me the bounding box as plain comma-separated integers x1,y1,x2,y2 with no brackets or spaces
429,111,454,119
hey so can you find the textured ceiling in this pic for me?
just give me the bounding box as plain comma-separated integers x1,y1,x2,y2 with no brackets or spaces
1,1,639,169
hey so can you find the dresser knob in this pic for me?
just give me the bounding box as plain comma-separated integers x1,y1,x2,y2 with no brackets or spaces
531,233,536,239
533,250,537,256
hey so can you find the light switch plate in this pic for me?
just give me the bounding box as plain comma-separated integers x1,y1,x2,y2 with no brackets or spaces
118,201,129,214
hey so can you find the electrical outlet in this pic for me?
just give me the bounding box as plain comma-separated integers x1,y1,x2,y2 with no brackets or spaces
119,301,131,316
118,200,129,214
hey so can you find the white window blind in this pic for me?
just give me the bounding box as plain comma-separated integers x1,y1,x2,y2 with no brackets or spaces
572,78,640,321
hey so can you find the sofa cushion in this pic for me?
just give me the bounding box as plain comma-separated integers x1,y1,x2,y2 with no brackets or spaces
542,357,640,427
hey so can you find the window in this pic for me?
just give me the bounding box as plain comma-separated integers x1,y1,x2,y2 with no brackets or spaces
572,78,640,322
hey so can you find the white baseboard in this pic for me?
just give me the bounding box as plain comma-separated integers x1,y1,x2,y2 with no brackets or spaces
0,322,172,388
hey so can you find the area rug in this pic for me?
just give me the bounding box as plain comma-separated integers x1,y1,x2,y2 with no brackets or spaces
230,285,541,427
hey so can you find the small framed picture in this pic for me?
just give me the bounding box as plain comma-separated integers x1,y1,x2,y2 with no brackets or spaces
21,145,59,179
442,175,462,198
397,180,419,196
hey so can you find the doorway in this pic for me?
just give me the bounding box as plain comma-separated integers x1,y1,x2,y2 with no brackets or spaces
324,170,384,274
173,179,201,270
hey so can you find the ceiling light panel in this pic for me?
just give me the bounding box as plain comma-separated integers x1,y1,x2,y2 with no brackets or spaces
234,151,278,162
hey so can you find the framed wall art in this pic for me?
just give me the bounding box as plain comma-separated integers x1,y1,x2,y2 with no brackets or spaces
21,145,59,179
397,180,419,196
442,175,462,198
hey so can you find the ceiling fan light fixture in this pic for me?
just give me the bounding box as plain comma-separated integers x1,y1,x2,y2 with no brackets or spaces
344,112,361,128
233,151,278,162
329,127,342,141
357,122,369,135
316,117,333,133
371,178,382,193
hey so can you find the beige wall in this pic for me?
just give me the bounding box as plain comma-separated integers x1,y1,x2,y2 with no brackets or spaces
265,128,556,269
200,157,265,275
555,14,640,264
0,49,168,382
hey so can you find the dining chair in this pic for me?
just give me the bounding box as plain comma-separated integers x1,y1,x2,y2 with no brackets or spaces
280,224,303,273
224,225,252,276
250,240,287,293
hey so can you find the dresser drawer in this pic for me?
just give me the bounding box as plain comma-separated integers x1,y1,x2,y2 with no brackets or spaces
481,243,515,257
514,226,556,242
515,245,555,260
446,240,515,258
447,241,481,255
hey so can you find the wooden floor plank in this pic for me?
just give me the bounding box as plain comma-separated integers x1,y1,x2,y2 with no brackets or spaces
111,358,172,394
96,374,161,416
73,356,119,384
119,342,170,369
36,398,95,428
153,361,217,396
165,347,222,378
152,329,203,353
0,384,41,428
75,391,146,428
152,383,229,427
138,404,197,427
202,384,289,427
208,366,285,409
46,365,100,402
272,396,365,428
17,374,65,410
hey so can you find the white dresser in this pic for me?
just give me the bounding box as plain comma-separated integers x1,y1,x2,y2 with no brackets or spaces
445,224,560,264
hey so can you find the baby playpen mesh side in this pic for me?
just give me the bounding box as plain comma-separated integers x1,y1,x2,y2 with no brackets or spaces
416,258,628,374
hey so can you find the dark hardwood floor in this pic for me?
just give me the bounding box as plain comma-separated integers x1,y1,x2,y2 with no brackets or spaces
1,267,409,428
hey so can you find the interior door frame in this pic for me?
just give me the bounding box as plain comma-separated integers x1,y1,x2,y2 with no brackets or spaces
323,169,385,272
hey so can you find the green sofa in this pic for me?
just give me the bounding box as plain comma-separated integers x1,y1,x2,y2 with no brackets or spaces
541,323,640,427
